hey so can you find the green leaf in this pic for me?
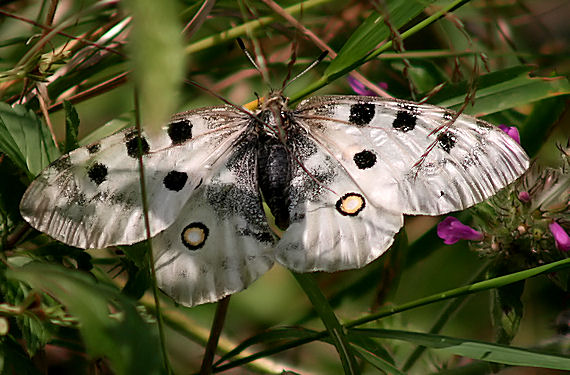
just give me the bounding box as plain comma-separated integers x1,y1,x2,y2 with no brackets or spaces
431,67,570,115
0,102,60,177
348,333,401,374
350,328,570,370
215,327,319,367
290,0,472,103
79,114,133,146
63,100,80,153
122,0,186,136
294,272,359,375
325,0,437,79
16,314,51,356
120,243,151,300
7,262,164,375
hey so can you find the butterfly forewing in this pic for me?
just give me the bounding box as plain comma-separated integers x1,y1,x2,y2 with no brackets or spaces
20,106,248,248
294,96,529,215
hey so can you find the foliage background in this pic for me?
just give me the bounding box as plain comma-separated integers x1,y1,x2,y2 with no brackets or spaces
0,0,569,374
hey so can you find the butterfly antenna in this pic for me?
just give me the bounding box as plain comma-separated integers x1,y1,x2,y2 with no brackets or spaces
283,50,328,90
237,38,269,84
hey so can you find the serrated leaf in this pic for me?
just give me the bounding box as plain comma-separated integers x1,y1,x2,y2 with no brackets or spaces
7,262,164,375
350,328,570,370
17,314,51,356
0,103,60,177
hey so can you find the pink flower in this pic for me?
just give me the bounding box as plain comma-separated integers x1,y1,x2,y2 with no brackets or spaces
549,222,570,252
499,124,521,144
348,76,388,96
518,191,531,202
437,216,484,245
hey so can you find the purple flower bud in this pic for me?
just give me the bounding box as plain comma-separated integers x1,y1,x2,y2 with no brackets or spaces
348,77,387,96
499,124,521,144
518,191,531,202
437,216,484,245
549,222,570,252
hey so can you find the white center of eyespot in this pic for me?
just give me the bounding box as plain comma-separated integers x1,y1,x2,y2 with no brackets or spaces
342,195,364,213
181,222,209,250
336,192,366,216
183,227,206,246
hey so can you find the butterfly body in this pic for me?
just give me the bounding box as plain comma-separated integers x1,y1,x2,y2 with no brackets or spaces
254,94,295,229
20,94,529,306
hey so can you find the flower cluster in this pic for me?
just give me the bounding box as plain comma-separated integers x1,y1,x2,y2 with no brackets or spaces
437,134,570,267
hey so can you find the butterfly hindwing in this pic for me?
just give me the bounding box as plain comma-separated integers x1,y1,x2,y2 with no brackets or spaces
294,95,529,215
274,129,404,272
20,106,248,248
153,137,275,306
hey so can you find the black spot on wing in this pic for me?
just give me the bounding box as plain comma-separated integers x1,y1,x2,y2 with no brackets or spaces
349,103,375,126
353,149,377,169
476,119,493,130
87,143,101,154
443,111,455,121
87,163,108,185
393,110,416,132
125,131,150,158
438,132,456,153
168,119,193,144
163,171,188,192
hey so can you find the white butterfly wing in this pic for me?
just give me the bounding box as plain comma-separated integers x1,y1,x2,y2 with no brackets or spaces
153,141,275,306
275,130,404,272
20,106,248,248
294,95,529,215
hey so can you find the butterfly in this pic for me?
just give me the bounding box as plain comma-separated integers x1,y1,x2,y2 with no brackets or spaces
20,93,529,306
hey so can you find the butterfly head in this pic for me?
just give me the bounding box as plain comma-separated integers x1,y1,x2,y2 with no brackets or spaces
255,91,292,142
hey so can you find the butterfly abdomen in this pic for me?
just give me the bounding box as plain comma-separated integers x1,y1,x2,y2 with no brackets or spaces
257,133,292,230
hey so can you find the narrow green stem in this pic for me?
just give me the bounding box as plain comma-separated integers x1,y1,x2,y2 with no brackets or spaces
133,89,172,375
346,257,570,328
